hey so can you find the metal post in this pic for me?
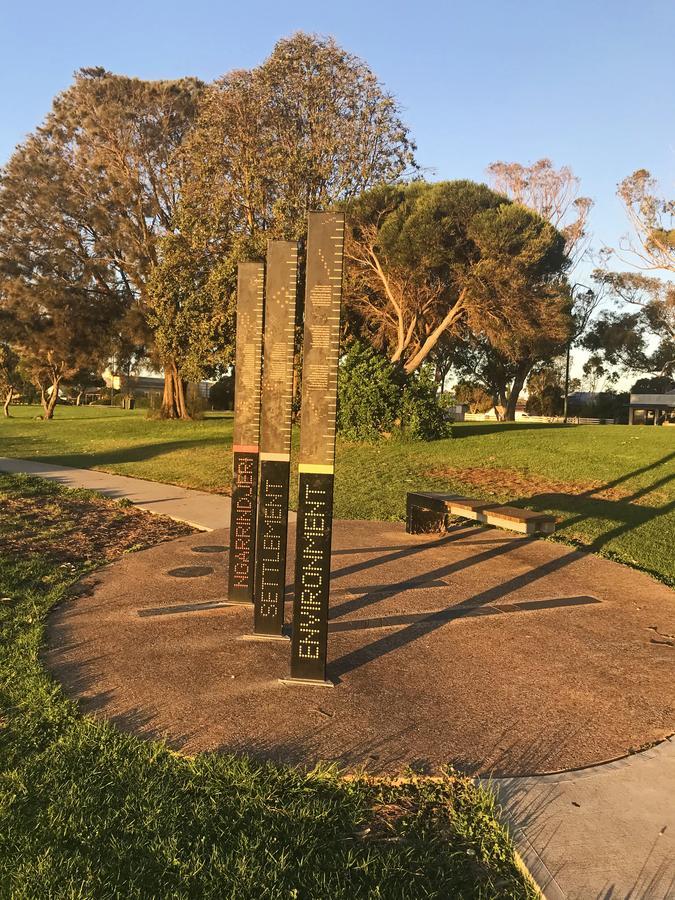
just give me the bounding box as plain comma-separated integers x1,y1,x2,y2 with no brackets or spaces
563,340,571,424
252,241,299,638
227,262,265,605
284,212,345,686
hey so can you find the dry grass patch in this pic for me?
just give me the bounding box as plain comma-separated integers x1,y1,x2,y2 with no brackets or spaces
0,475,193,564
426,466,633,502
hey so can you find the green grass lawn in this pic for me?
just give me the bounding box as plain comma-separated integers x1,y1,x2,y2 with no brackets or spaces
0,473,534,899
1,404,674,585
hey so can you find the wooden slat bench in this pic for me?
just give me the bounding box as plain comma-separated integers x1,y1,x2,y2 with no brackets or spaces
406,492,556,536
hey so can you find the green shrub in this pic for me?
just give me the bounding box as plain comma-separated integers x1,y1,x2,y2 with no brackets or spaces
398,366,452,441
337,342,400,439
209,374,234,411
337,342,450,441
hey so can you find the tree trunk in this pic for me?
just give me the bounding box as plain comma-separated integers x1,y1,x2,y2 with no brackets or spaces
563,341,571,423
503,364,531,422
402,294,466,375
42,378,61,420
160,359,190,419
493,387,508,421
76,390,84,406
3,387,14,417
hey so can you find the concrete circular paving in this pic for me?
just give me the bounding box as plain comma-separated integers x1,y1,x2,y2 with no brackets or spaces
44,520,675,776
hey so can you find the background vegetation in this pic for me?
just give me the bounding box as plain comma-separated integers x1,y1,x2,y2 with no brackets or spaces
337,342,450,441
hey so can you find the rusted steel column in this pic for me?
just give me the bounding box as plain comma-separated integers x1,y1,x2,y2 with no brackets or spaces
253,241,299,636
227,262,264,605
287,212,345,685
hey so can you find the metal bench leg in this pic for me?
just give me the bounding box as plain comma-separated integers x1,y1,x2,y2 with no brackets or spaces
406,494,415,533
407,504,446,535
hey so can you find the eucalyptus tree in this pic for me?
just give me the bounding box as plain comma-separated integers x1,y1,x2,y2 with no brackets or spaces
181,32,416,252
148,32,418,413
445,328,569,422
0,119,125,418
0,68,203,418
618,169,674,274
487,158,593,266
583,271,675,378
589,171,675,381
0,342,21,416
343,180,572,418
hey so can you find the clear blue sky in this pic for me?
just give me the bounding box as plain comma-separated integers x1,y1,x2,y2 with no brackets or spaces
1,0,673,280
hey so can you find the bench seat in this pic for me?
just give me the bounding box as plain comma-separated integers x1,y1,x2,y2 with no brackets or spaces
406,492,556,536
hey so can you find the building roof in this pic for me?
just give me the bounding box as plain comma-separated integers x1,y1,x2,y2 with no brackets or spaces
630,392,675,407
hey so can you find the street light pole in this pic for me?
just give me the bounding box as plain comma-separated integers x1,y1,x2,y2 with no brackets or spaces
564,282,596,426
563,338,571,424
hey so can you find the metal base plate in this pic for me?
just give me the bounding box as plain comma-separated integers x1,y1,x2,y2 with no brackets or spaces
238,633,290,642
279,676,335,688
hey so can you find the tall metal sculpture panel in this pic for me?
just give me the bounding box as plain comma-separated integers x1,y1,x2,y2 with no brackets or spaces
253,241,299,635
227,262,265,605
289,212,345,683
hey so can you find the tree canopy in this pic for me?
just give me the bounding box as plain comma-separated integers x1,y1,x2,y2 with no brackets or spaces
145,32,417,415
181,33,416,249
0,68,203,417
618,169,675,273
487,158,593,265
1,38,595,429
343,180,571,399
583,271,675,377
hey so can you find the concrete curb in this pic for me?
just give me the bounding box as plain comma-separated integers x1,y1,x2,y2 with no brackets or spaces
513,848,553,900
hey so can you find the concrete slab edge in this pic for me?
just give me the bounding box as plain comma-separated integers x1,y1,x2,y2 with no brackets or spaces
495,733,675,786
142,511,212,532
512,836,564,900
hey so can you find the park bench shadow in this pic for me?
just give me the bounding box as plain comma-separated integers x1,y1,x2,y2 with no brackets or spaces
327,540,589,681
328,594,600,635
281,524,515,604
326,531,535,620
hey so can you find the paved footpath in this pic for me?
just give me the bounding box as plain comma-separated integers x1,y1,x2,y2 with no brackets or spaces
0,457,232,531
492,737,675,899
1,456,674,899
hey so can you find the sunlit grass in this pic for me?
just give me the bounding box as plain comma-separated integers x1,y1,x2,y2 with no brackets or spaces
2,407,674,583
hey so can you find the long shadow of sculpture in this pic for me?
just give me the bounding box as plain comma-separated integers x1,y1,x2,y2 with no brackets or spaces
328,542,589,680
327,448,675,680
525,448,675,571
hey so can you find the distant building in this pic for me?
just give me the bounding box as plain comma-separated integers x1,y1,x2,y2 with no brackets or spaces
101,370,213,400
567,391,601,407
628,389,675,425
